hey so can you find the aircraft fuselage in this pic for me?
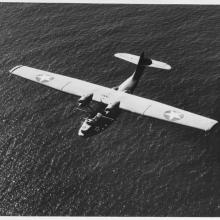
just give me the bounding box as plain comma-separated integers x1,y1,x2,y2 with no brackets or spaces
78,65,145,137
78,52,147,137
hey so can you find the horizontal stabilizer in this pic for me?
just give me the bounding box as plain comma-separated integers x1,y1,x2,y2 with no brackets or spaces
114,53,171,70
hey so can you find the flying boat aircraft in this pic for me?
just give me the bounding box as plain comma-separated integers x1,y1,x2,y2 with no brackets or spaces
10,52,218,137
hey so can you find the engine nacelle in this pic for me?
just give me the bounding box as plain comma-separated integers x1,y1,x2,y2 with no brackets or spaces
78,93,93,107
105,101,120,114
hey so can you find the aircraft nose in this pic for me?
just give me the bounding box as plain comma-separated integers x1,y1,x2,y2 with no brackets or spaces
78,129,85,136
78,120,92,137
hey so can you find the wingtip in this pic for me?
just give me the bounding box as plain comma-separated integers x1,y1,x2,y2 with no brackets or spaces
9,65,23,74
205,119,218,131
114,53,123,58
167,64,172,70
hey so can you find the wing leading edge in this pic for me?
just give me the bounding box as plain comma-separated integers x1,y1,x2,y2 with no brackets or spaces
10,65,218,131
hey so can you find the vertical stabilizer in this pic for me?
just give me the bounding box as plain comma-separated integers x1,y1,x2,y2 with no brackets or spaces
133,52,150,80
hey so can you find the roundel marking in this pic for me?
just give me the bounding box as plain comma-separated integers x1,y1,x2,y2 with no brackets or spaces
164,110,184,122
36,74,54,83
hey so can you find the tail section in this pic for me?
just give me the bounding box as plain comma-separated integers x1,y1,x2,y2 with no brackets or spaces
114,52,171,70
117,52,171,94
133,52,147,80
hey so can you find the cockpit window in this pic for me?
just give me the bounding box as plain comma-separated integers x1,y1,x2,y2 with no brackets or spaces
86,113,103,125
86,119,93,125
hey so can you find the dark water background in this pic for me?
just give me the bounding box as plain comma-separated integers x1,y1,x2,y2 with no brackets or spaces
0,3,220,216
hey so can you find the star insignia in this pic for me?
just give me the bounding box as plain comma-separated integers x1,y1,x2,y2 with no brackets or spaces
164,110,184,121
36,74,54,83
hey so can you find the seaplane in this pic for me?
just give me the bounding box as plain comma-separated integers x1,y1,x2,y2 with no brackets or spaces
10,52,218,137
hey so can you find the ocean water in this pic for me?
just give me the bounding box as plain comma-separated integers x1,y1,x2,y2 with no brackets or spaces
0,3,220,216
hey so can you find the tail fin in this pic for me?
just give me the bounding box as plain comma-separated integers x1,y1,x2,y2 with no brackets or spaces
114,52,171,70
133,52,148,80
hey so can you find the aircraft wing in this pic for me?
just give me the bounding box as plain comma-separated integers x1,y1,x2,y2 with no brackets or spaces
118,92,218,131
10,65,111,97
10,65,217,131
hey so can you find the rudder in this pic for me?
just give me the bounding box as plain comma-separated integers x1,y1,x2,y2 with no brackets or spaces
133,52,149,80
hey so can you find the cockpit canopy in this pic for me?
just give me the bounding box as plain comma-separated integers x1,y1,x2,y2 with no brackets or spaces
86,113,103,125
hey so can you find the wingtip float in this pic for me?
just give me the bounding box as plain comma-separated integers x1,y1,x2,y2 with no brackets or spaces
10,52,217,137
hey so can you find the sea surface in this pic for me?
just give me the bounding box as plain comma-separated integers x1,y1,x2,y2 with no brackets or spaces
0,3,220,216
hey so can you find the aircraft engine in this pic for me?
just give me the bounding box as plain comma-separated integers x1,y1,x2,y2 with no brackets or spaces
78,93,93,107
105,101,120,114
